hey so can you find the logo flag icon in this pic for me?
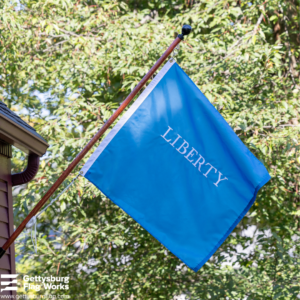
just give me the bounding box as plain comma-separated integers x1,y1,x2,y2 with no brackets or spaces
1,274,18,293
81,60,271,271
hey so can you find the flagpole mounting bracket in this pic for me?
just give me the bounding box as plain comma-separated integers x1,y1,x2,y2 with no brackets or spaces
178,24,192,40
0,247,5,258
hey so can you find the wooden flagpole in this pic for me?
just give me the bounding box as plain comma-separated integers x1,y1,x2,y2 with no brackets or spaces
0,25,192,258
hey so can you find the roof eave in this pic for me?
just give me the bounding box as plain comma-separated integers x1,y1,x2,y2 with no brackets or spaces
0,115,49,156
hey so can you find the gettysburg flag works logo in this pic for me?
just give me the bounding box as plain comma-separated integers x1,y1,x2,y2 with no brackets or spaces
0,274,18,293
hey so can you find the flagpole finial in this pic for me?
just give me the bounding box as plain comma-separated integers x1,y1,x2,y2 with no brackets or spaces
178,25,192,40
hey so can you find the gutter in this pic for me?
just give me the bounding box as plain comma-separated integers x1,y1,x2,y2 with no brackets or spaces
12,153,40,186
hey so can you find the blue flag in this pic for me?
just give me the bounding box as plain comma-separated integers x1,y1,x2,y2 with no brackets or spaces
81,60,271,272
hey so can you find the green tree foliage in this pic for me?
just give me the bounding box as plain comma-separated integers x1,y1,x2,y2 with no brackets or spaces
1,0,300,299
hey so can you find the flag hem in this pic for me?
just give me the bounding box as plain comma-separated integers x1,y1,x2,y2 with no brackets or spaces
80,59,176,176
193,173,271,272
86,171,270,273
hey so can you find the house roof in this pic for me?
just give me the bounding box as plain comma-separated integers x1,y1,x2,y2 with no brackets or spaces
0,102,47,143
0,102,49,156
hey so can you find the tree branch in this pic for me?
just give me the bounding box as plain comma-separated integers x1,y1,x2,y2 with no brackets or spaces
204,13,265,72
42,40,69,52
278,4,296,87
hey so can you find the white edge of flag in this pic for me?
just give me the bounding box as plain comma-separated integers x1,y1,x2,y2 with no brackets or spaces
80,59,176,176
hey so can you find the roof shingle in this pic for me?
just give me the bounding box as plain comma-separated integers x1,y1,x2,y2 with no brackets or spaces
0,101,47,143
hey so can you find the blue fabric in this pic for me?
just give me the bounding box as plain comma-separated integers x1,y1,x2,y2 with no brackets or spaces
84,63,271,272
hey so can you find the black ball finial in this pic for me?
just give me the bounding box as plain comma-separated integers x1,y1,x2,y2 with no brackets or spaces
178,25,192,40
182,25,192,36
